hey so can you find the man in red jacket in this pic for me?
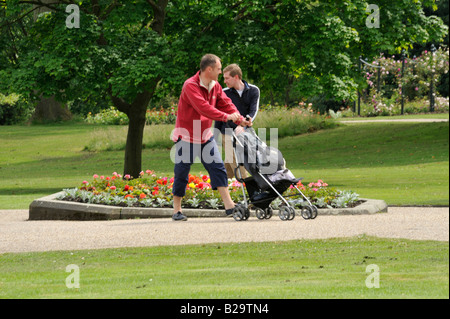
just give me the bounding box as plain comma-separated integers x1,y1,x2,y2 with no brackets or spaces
171,54,252,221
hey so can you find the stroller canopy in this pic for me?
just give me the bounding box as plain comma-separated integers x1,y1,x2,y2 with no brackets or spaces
235,128,285,176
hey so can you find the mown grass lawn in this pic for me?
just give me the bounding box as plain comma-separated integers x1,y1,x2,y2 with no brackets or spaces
0,120,448,208
0,236,448,299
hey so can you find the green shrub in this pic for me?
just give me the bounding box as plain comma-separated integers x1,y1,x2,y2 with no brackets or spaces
85,106,129,125
254,105,337,140
84,105,337,152
85,106,177,126
0,93,33,125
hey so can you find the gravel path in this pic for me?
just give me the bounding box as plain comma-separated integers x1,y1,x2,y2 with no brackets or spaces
0,207,448,253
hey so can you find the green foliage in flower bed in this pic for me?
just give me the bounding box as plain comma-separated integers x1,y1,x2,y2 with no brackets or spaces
58,171,360,210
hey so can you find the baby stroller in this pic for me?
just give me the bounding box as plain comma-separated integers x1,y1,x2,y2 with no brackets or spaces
227,123,318,221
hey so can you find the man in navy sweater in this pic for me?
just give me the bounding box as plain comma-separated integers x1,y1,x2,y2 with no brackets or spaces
215,63,260,179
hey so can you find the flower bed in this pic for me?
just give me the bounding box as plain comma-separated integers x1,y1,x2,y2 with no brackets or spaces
57,170,360,210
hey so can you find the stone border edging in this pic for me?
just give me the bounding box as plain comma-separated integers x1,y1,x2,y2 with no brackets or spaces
28,192,388,221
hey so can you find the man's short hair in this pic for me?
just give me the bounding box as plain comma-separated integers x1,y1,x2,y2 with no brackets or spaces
200,54,220,71
223,64,242,80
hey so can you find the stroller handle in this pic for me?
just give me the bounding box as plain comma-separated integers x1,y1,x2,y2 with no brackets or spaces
225,115,252,129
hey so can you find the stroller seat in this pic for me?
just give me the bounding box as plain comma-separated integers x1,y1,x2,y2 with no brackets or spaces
242,174,301,210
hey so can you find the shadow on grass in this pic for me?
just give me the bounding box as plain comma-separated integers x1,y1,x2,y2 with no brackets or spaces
0,187,63,196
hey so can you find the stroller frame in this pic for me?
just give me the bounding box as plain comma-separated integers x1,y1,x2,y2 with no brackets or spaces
228,126,318,221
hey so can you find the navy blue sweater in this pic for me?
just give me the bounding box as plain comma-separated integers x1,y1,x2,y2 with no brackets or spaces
214,80,260,135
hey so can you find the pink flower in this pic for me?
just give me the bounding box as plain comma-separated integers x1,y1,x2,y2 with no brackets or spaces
312,188,318,192
124,174,131,180
110,186,116,191
93,174,99,179
230,180,242,187
82,181,88,185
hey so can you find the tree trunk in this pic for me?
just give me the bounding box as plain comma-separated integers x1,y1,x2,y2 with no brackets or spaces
32,95,72,123
123,110,147,179
31,1,72,123
111,0,168,179
111,83,158,179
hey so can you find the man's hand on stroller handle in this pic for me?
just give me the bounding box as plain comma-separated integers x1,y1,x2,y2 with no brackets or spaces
226,112,241,123
226,113,253,133
244,115,253,127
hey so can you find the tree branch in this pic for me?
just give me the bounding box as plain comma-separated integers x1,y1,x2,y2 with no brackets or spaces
201,1,245,34
0,6,40,30
100,0,122,21
146,0,168,35
17,0,64,12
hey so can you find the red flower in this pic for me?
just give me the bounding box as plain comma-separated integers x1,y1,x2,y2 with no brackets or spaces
157,178,168,185
139,193,146,199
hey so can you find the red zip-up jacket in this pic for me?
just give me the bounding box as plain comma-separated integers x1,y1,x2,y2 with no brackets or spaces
172,71,243,144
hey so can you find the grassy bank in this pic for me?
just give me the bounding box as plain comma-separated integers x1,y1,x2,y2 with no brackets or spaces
0,119,448,208
83,109,336,152
279,121,449,205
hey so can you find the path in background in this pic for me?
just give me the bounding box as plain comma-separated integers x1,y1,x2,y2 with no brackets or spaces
0,207,448,253
340,118,449,123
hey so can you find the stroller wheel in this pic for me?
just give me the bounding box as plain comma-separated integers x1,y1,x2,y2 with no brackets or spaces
232,206,246,222
255,208,266,220
242,208,250,221
288,207,296,220
301,206,313,220
264,207,273,219
278,206,290,221
311,205,318,219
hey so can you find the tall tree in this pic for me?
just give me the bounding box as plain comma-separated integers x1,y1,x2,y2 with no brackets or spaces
1,0,447,177
1,0,172,178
